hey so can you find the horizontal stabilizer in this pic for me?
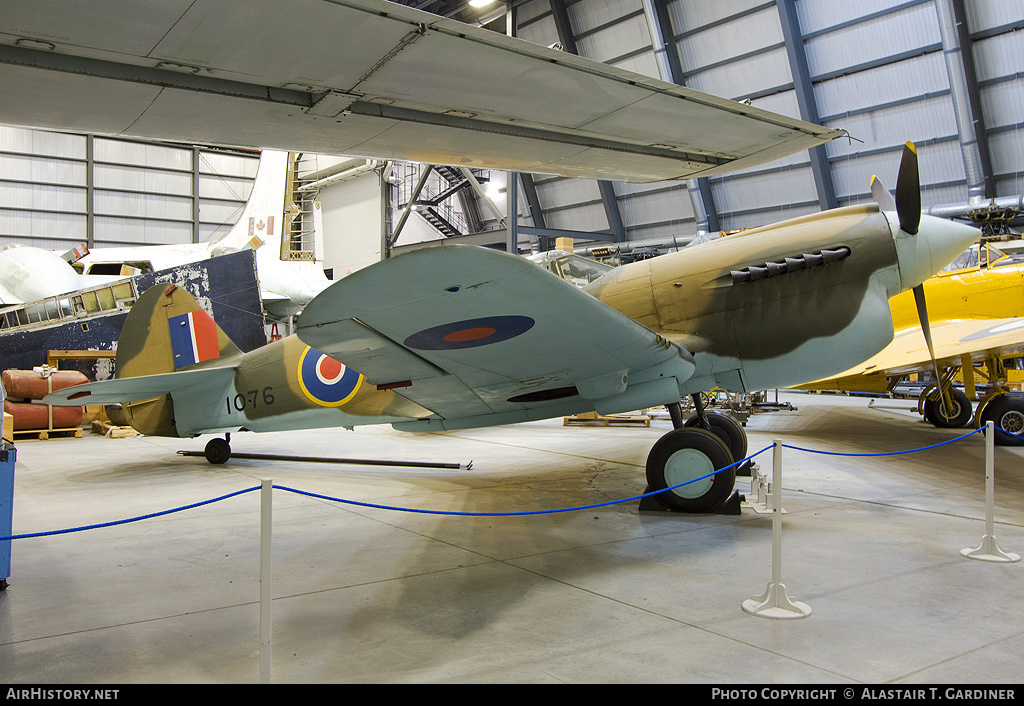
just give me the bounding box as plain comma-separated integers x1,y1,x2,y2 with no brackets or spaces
43,366,235,406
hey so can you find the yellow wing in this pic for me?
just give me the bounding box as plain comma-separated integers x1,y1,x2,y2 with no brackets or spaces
797,318,1024,392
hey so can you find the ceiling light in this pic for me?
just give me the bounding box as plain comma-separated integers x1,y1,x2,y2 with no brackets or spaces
469,0,495,7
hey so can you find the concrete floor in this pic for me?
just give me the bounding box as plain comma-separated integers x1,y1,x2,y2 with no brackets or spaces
1,391,1022,684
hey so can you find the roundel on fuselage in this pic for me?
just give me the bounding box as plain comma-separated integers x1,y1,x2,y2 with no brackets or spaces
297,346,363,407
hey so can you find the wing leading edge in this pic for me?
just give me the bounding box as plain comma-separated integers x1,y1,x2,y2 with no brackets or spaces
297,246,695,431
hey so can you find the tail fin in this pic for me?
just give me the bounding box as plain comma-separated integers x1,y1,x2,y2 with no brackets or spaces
208,150,289,255
116,283,242,380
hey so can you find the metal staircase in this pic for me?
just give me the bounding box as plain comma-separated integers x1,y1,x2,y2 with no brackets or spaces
391,163,490,240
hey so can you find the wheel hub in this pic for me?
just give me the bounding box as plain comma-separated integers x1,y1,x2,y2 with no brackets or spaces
1000,409,1024,434
664,449,714,499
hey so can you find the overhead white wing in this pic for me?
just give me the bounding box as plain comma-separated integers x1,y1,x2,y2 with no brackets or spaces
0,0,843,183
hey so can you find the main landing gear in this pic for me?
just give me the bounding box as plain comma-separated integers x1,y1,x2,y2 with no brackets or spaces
645,394,747,513
916,362,1024,446
204,434,232,464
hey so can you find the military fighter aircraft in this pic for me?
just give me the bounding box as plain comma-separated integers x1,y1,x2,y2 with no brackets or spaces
45,144,980,512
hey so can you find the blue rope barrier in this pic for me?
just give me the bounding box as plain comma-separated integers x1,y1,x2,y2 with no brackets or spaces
782,426,985,457
0,486,259,541
1,423,1018,540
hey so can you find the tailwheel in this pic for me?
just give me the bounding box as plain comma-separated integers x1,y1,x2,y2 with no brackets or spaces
923,387,973,428
684,410,748,461
979,396,1024,447
645,427,736,513
204,436,232,464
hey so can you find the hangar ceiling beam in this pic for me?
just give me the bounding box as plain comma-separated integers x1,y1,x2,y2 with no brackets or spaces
642,0,721,234
776,0,839,212
935,0,995,203
548,0,627,243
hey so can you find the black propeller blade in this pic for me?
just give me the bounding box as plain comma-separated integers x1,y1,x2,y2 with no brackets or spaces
895,141,921,235
914,283,954,414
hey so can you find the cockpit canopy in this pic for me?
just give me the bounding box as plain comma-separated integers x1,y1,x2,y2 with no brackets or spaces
528,250,613,288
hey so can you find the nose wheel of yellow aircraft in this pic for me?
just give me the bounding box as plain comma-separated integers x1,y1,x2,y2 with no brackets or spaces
204,435,232,464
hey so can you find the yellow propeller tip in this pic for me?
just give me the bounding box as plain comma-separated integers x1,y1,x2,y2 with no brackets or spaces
905,141,917,154
870,175,878,184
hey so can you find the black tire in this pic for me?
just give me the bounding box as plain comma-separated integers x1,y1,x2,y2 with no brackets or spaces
646,427,736,513
684,410,748,461
923,388,973,428
980,396,1024,447
204,437,232,464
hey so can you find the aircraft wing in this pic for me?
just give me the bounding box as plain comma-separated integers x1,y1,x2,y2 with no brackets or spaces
0,0,843,183
797,318,1024,392
296,245,695,431
43,366,236,406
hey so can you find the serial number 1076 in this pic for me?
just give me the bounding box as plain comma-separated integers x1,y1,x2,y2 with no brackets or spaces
225,386,275,414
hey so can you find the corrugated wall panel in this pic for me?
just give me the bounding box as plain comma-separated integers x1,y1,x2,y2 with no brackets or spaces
575,12,652,64
713,166,818,221
685,47,792,102
0,126,257,251
803,4,941,79
93,163,194,196
669,0,770,31
980,78,1024,131
0,211,86,246
989,132,1024,184
679,5,783,71
619,188,692,227
797,0,924,35
0,181,85,213
824,96,960,159
570,0,644,33
0,127,84,159
93,216,192,246
965,0,1024,30
544,203,614,234
972,28,1024,80
814,53,949,119
0,153,85,186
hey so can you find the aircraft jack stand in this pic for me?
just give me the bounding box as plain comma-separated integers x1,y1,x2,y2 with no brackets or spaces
638,490,744,515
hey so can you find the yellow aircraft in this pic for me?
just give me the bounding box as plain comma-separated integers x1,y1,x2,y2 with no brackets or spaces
797,184,1024,446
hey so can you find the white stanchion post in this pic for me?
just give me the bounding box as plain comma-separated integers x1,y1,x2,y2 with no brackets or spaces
743,440,812,619
961,423,1019,563
260,479,273,683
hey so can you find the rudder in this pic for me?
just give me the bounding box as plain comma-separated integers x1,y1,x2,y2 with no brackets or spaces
116,283,242,379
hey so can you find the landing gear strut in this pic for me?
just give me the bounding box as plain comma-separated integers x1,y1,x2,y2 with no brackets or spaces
645,395,747,513
204,434,232,464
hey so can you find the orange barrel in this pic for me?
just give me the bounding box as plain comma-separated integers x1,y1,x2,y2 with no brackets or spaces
0,370,89,401
2,401,83,431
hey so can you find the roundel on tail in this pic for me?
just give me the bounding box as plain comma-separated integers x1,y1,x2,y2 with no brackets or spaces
297,346,363,407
